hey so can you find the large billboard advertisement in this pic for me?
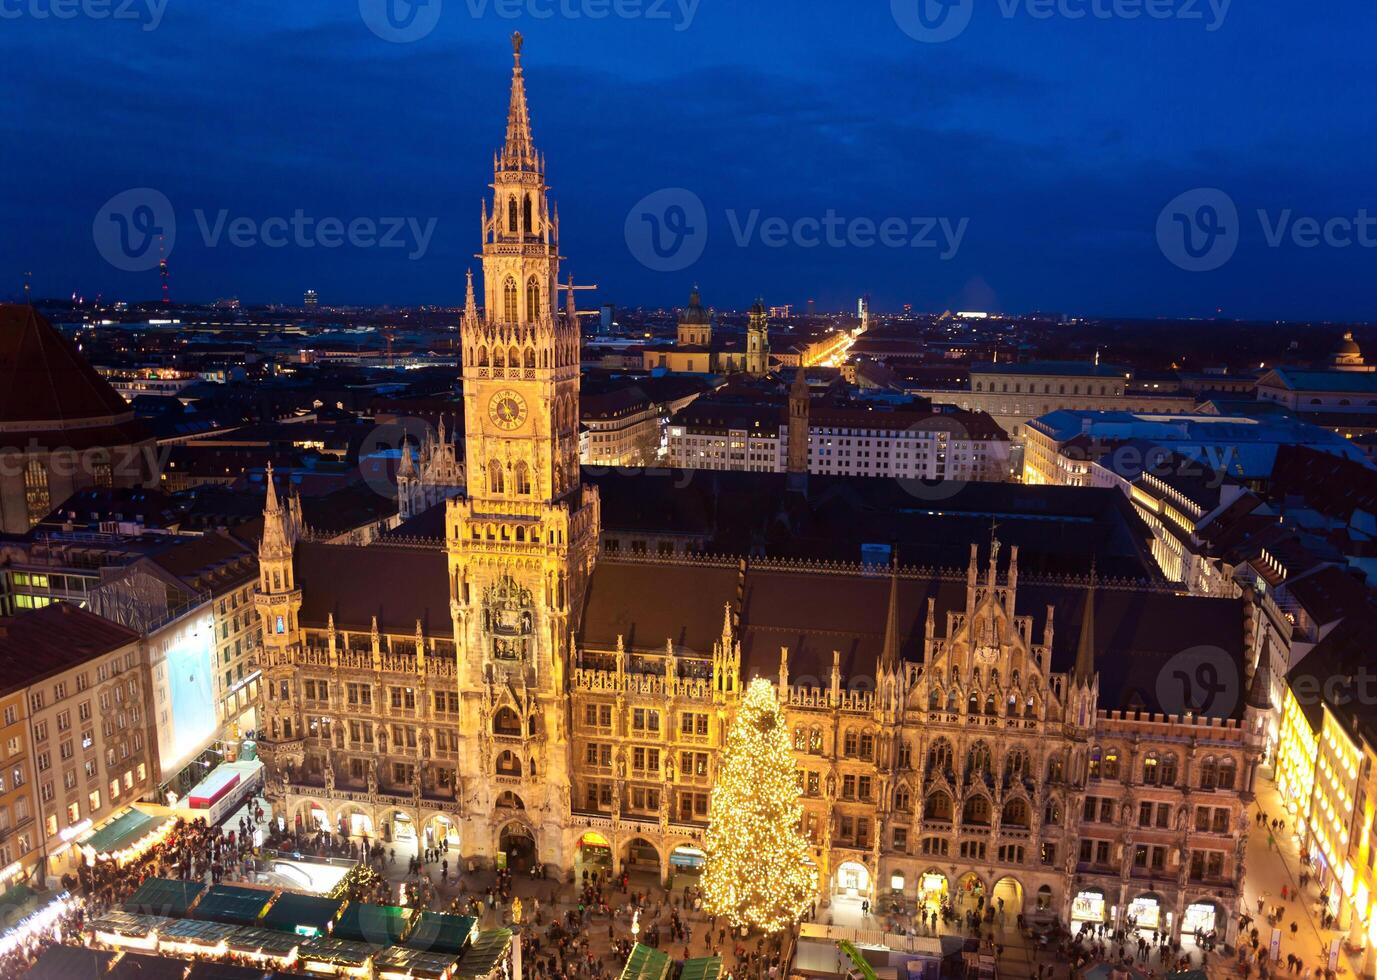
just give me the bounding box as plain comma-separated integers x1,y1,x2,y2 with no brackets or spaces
151,606,217,781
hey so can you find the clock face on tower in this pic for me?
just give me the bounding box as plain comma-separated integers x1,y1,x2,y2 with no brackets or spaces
488,390,528,430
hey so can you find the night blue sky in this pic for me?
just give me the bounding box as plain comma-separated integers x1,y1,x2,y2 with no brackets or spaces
3,0,1375,318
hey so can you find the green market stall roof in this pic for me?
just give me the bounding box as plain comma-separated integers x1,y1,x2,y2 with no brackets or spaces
454,928,515,980
334,901,415,944
259,892,343,935
159,917,241,951
619,943,672,980
225,925,305,960
191,883,277,926
376,944,463,979
404,911,479,954
122,877,206,918
86,910,174,940
298,934,381,968
81,806,173,856
681,957,724,980
622,946,669,980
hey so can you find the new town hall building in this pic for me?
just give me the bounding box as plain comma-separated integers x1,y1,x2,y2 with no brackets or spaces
253,35,1267,946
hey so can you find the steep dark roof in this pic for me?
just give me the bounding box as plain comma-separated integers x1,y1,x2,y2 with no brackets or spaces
0,305,140,429
580,556,1248,718
0,602,140,694
295,542,451,636
579,560,738,654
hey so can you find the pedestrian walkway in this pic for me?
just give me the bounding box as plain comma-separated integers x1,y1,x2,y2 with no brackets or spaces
1244,773,1366,977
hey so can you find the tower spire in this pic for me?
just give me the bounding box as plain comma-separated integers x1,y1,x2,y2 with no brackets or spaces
880,551,901,671
1074,564,1097,684
502,32,537,171
264,461,280,514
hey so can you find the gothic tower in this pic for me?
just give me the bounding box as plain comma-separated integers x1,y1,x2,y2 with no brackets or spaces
787,368,810,476
447,33,601,872
746,298,770,376
255,464,305,791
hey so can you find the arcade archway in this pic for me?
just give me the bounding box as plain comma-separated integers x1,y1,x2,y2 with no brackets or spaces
424,814,460,850
624,837,660,872
992,876,1024,922
954,872,986,913
834,861,871,899
1127,892,1167,934
576,832,612,874
293,801,329,833
1182,899,1226,947
917,871,949,918
336,805,373,839
498,821,537,873
669,844,706,873
1071,887,1109,927
386,809,416,843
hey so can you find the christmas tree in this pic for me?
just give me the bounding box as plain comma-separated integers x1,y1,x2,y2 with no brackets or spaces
701,677,818,933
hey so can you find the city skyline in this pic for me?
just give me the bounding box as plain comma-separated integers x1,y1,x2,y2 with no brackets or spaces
3,3,1375,318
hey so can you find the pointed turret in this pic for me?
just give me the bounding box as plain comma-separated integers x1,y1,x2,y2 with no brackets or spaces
1074,567,1098,684
501,32,538,172
463,268,479,327
880,552,902,672
260,463,292,559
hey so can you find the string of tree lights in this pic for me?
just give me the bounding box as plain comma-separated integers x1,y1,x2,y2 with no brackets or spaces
700,678,818,934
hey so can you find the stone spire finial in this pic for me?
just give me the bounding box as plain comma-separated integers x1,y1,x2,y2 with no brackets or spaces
502,33,537,171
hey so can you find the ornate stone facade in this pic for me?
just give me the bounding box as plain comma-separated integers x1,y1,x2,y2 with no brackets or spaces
252,36,1263,946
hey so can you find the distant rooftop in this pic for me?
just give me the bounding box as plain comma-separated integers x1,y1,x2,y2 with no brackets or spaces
971,360,1129,378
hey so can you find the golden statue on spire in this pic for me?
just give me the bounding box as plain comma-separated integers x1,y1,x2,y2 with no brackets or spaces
512,31,523,56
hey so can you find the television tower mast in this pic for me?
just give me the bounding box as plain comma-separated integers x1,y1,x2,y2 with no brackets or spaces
159,237,170,305
22,271,31,303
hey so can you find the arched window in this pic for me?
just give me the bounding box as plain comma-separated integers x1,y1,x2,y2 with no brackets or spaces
809,727,823,753
1043,800,1061,825
524,347,536,369
1160,753,1178,786
1199,756,1219,790
894,787,911,812
493,707,521,735
924,791,952,822
1004,749,1028,781
526,276,540,320
495,750,522,776
1142,752,1160,785
1088,746,1102,779
966,742,992,779
1046,755,1064,783
488,460,504,495
477,346,488,366
793,727,806,751
1002,798,1029,827
503,276,519,323
493,347,505,368
509,346,520,368
968,693,980,715
927,738,952,775
1102,749,1120,780
522,196,533,234
1217,757,1237,790
928,688,941,710
507,197,518,234
962,794,991,826
984,695,997,715
513,461,530,495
